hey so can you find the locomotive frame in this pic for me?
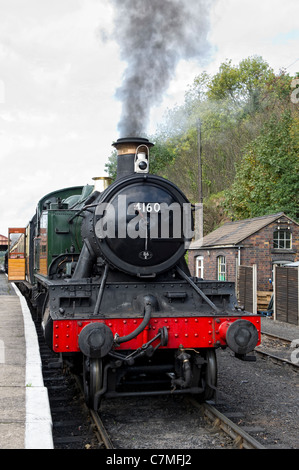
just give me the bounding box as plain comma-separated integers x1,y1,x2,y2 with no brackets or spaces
8,137,261,410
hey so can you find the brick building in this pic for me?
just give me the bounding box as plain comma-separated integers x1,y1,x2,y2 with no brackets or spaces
188,212,299,292
0,234,8,251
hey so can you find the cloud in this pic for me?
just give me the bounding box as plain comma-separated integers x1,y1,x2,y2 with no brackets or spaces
209,0,299,74
0,0,123,236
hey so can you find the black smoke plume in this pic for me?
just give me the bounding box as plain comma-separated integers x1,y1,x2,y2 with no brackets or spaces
111,0,215,137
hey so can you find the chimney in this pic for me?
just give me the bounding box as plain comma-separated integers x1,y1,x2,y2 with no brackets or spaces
112,137,154,180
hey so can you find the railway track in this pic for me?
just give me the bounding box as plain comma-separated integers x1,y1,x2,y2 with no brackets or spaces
90,400,265,449
35,320,101,449
96,393,268,449
94,330,298,450
190,400,265,449
75,376,264,450
37,343,295,450
87,330,298,450
33,301,297,449
256,331,299,371
32,309,265,450
38,330,291,450
46,356,262,450
89,409,114,449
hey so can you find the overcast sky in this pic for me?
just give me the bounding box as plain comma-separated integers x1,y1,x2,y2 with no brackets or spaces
0,0,298,237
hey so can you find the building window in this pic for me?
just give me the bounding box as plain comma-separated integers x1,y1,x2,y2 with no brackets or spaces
196,256,204,278
217,256,226,281
273,230,292,249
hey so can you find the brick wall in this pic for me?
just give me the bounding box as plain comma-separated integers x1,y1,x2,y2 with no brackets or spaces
188,215,299,292
241,217,299,291
189,248,238,282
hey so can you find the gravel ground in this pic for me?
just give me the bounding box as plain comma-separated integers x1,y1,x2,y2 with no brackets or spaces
101,394,235,449
215,347,299,449
100,342,298,449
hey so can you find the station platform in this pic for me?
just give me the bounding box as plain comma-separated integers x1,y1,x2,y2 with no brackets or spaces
0,273,53,449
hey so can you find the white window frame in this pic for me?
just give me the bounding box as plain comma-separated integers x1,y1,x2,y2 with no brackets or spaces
217,255,226,281
196,256,204,279
273,230,292,249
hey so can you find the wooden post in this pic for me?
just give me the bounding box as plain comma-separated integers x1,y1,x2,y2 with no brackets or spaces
194,203,203,243
235,258,239,300
273,264,277,321
194,119,203,243
253,264,257,314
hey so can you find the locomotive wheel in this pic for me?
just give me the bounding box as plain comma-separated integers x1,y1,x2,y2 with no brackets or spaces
195,349,217,402
83,357,103,409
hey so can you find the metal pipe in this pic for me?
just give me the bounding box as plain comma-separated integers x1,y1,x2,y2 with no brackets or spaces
114,299,152,344
72,240,95,279
176,265,220,313
93,264,109,315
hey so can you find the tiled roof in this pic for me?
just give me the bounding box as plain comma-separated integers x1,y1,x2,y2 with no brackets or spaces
190,212,294,249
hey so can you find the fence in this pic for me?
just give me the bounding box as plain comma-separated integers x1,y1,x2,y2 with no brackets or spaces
274,266,299,325
237,265,299,325
237,264,257,314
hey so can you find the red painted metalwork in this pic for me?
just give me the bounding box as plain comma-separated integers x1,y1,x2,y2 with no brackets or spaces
53,315,261,353
218,320,232,343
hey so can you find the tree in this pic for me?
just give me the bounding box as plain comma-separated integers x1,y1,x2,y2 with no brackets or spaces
104,150,118,181
149,57,278,208
225,110,299,220
105,57,298,231
152,58,298,227
206,56,274,113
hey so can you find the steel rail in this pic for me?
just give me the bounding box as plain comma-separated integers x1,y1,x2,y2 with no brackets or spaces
261,331,292,343
255,347,299,371
256,332,298,371
90,409,115,449
73,374,115,449
188,398,266,449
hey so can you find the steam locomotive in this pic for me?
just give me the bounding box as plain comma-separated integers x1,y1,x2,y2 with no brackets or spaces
8,137,261,409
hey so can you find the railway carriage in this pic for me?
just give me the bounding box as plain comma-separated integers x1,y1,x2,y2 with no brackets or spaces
8,137,261,409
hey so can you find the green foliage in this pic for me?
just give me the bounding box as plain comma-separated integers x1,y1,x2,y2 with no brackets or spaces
104,135,176,181
152,56,298,228
105,56,298,231
225,111,299,220
206,56,274,110
147,136,176,175
104,149,118,181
